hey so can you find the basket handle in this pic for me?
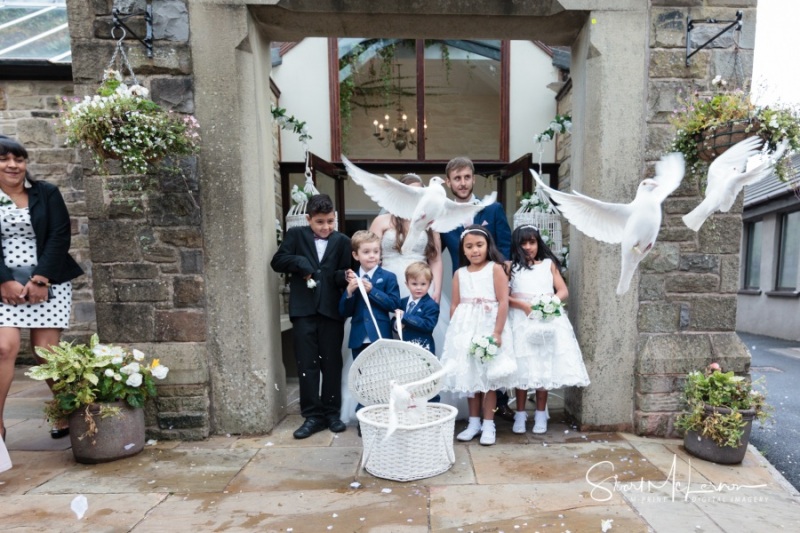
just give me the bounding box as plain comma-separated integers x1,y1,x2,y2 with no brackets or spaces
356,276,383,340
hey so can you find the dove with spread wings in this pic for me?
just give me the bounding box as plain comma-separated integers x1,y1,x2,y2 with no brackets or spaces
532,152,685,295
342,156,497,255
682,136,790,232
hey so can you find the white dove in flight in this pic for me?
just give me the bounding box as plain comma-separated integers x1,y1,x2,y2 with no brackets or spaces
682,136,790,232
532,152,685,295
342,156,497,254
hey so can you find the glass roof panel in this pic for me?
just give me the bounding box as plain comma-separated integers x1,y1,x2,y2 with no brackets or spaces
0,2,71,63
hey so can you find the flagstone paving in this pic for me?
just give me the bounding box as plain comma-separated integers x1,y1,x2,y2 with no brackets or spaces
2,369,799,531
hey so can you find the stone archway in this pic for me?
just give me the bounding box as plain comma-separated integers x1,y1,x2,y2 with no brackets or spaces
189,0,654,433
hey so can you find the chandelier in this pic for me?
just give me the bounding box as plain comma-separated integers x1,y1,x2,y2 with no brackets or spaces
370,63,426,154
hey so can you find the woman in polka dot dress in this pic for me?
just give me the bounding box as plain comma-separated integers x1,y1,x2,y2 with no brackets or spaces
0,137,84,442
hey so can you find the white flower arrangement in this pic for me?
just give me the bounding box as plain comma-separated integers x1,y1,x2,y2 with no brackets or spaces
291,184,313,205
468,335,499,363
533,113,572,143
518,192,553,214
529,295,564,321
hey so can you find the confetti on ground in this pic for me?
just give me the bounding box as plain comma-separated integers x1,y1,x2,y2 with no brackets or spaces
264,442,274,447
350,481,362,489
146,439,158,446
70,495,88,520
601,518,614,532
381,488,392,493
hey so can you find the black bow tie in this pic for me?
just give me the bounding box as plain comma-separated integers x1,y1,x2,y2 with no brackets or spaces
314,236,328,241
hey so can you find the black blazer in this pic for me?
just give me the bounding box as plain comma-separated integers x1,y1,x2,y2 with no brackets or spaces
271,226,351,320
0,180,84,285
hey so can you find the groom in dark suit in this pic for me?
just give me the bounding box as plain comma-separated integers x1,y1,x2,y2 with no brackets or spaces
440,156,514,419
271,194,352,439
440,156,512,272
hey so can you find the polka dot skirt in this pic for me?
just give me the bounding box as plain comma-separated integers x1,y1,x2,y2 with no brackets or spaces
0,201,71,329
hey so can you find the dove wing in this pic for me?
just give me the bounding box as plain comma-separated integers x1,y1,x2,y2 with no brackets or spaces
650,152,686,203
342,156,425,219
706,136,764,192
731,138,790,190
532,170,632,244
428,192,498,233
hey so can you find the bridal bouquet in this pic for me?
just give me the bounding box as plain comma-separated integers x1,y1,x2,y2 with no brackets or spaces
529,295,564,321
468,335,499,363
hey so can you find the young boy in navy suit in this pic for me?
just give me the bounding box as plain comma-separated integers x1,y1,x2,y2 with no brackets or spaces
394,261,439,354
339,231,402,362
271,195,351,439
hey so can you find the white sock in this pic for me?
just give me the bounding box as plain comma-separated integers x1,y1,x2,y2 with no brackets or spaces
467,416,481,428
481,419,495,430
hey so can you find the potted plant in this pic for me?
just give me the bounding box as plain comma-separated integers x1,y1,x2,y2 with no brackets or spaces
26,335,169,464
58,69,201,178
668,76,800,184
676,362,770,464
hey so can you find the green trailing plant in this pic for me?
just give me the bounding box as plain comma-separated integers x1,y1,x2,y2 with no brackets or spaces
676,363,771,448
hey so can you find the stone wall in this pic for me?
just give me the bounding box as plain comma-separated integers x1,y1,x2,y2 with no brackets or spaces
635,0,755,436
67,0,210,440
0,79,95,355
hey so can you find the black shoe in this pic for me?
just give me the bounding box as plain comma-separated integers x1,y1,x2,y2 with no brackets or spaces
50,427,70,439
495,405,516,422
327,417,347,433
293,418,327,439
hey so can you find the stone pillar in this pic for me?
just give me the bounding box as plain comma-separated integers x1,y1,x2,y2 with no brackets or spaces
189,4,285,433
67,0,211,439
564,8,650,432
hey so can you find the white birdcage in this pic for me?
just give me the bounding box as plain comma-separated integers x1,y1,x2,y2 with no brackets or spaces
512,187,563,257
285,153,339,230
348,279,457,482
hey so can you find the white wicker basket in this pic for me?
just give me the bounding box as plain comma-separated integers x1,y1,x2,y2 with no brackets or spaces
349,339,457,482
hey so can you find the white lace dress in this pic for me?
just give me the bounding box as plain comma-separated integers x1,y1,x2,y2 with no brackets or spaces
441,262,518,393
508,260,590,390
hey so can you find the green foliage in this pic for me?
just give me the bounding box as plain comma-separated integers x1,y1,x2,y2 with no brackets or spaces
676,364,771,448
271,105,312,144
668,78,800,183
58,71,201,176
26,334,170,426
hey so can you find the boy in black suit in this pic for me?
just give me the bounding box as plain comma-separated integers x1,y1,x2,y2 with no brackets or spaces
271,194,351,439
394,261,439,354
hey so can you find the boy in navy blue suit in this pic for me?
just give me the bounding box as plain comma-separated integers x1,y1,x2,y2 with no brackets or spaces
339,231,402,361
271,195,351,439
394,261,439,354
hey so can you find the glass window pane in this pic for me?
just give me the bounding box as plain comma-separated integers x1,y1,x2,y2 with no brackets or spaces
424,40,501,160
744,221,762,289
339,39,418,160
777,211,800,290
0,5,70,61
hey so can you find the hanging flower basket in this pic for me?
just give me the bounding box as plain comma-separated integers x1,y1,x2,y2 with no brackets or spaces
696,119,763,162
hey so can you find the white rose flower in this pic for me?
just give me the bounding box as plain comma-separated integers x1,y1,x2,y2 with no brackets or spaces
532,310,544,320
477,336,489,348
306,278,317,289
543,303,555,314
132,349,145,361
126,373,143,387
104,368,115,377
486,344,498,356
151,365,169,380
552,296,561,305
474,347,485,359
120,362,141,375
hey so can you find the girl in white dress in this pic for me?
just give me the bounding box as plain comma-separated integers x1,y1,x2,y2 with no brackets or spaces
441,225,514,446
508,225,589,434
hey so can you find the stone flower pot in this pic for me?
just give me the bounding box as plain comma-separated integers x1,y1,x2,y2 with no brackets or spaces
68,401,145,464
683,404,756,465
